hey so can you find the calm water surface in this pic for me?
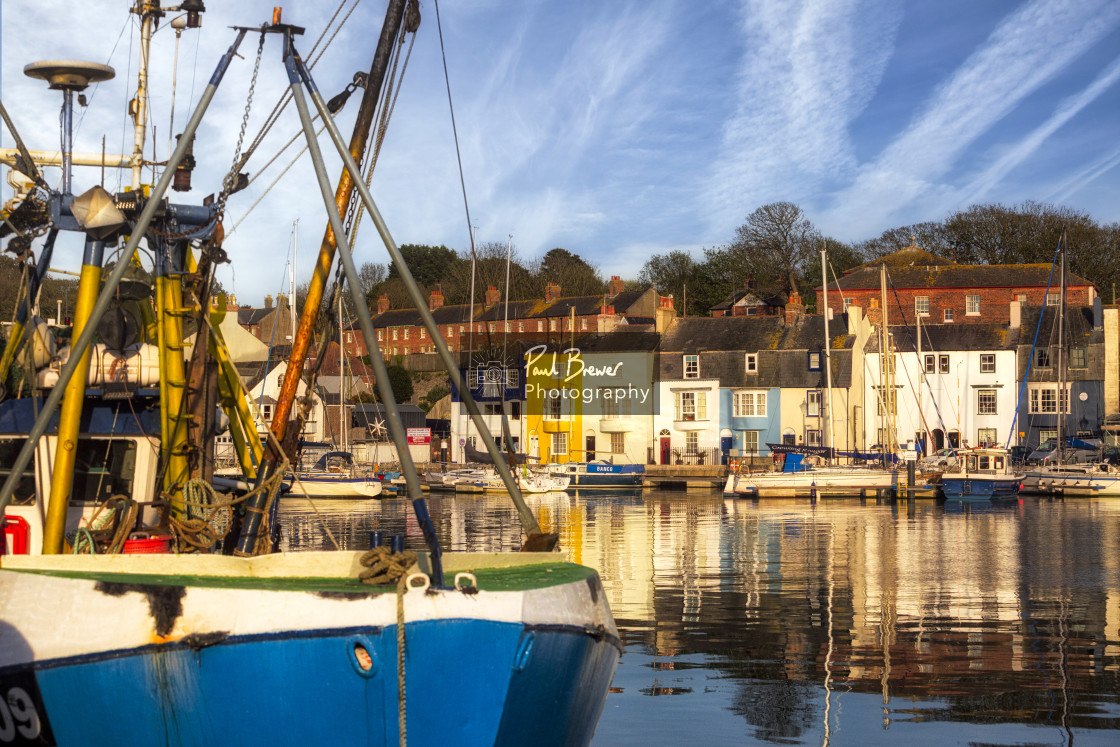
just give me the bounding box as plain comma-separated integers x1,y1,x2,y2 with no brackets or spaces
280,491,1120,746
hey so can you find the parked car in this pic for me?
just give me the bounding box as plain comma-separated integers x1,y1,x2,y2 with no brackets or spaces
920,448,958,470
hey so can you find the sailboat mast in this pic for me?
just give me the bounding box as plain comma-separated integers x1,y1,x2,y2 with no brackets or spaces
820,247,835,460
879,264,891,459
1057,237,1066,461
916,301,922,453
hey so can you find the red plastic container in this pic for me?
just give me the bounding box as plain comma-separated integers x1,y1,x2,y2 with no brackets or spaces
2,516,30,555
122,534,173,554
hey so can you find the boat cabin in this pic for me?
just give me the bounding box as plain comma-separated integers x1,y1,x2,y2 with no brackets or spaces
0,395,161,555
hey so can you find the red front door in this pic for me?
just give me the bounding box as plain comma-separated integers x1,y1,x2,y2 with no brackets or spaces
660,437,671,465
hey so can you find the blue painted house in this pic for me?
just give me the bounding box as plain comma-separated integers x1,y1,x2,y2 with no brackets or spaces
1013,301,1105,450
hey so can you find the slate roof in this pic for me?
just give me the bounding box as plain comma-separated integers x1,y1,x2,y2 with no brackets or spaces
657,315,855,389
1016,306,1101,346
658,317,786,354
822,245,1091,292
372,288,652,327
237,307,275,325
867,323,1017,353
570,331,662,353
828,263,1093,293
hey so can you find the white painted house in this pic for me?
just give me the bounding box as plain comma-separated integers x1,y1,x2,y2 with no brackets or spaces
864,322,1018,453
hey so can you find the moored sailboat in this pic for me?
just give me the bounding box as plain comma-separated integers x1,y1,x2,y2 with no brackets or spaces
724,248,899,498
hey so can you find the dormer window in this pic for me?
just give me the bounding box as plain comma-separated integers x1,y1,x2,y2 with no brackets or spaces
808,351,821,371
745,353,757,374
683,355,699,379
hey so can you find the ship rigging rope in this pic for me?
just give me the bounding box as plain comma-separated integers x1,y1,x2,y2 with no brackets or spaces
230,1,416,240
434,0,480,280
397,573,408,746
345,12,418,243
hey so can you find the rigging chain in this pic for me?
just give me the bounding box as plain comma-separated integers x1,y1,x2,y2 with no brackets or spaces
237,0,360,177
214,31,265,223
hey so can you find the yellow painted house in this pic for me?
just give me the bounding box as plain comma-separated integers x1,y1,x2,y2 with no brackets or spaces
525,349,585,465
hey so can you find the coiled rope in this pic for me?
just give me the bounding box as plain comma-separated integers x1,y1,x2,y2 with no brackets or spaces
357,545,417,586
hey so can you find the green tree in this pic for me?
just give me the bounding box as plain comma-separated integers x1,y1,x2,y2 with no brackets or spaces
638,250,698,314
384,363,414,404
388,244,458,287
855,222,952,259
796,238,865,312
440,240,537,307
420,384,450,412
534,248,604,297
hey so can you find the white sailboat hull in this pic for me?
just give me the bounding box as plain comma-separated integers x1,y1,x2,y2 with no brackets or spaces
724,467,898,497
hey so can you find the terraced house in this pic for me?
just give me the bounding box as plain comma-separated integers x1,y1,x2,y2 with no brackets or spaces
818,241,1097,327
368,276,674,359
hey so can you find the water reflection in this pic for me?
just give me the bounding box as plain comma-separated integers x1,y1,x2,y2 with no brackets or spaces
279,492,1120,745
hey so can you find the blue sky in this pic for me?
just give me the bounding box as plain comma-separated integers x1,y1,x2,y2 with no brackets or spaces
3,0,1119,307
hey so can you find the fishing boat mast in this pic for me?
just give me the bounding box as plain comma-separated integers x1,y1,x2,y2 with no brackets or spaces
239,0,413,535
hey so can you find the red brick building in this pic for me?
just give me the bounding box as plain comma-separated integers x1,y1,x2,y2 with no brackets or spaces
363,276,675,359
816,242,1096,325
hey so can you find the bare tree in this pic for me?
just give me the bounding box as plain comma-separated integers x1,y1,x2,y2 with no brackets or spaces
729,202,820,296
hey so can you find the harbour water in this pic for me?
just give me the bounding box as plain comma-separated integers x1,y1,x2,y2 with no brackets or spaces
280,491,1120,746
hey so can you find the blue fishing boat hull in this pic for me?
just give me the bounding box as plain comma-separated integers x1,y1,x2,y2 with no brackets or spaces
23,619,616,746
940,476,1021,499
553,463,645,489
0,552,620,747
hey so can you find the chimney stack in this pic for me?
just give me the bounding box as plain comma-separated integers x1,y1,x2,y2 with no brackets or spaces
608,275,625,297
485,285,501,306
545,282,561,303
784,292,803,325
377,294,390,315
264,294,273,309
429,289,444,311
866,297,882,326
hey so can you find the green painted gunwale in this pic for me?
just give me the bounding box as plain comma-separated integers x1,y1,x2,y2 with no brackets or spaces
1,559,595,593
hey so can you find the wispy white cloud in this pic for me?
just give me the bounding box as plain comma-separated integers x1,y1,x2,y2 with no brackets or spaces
1048,144,1120,208
821,0,1120,236
952,53,1120,209
705,0,902,230
4,0,1120,303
